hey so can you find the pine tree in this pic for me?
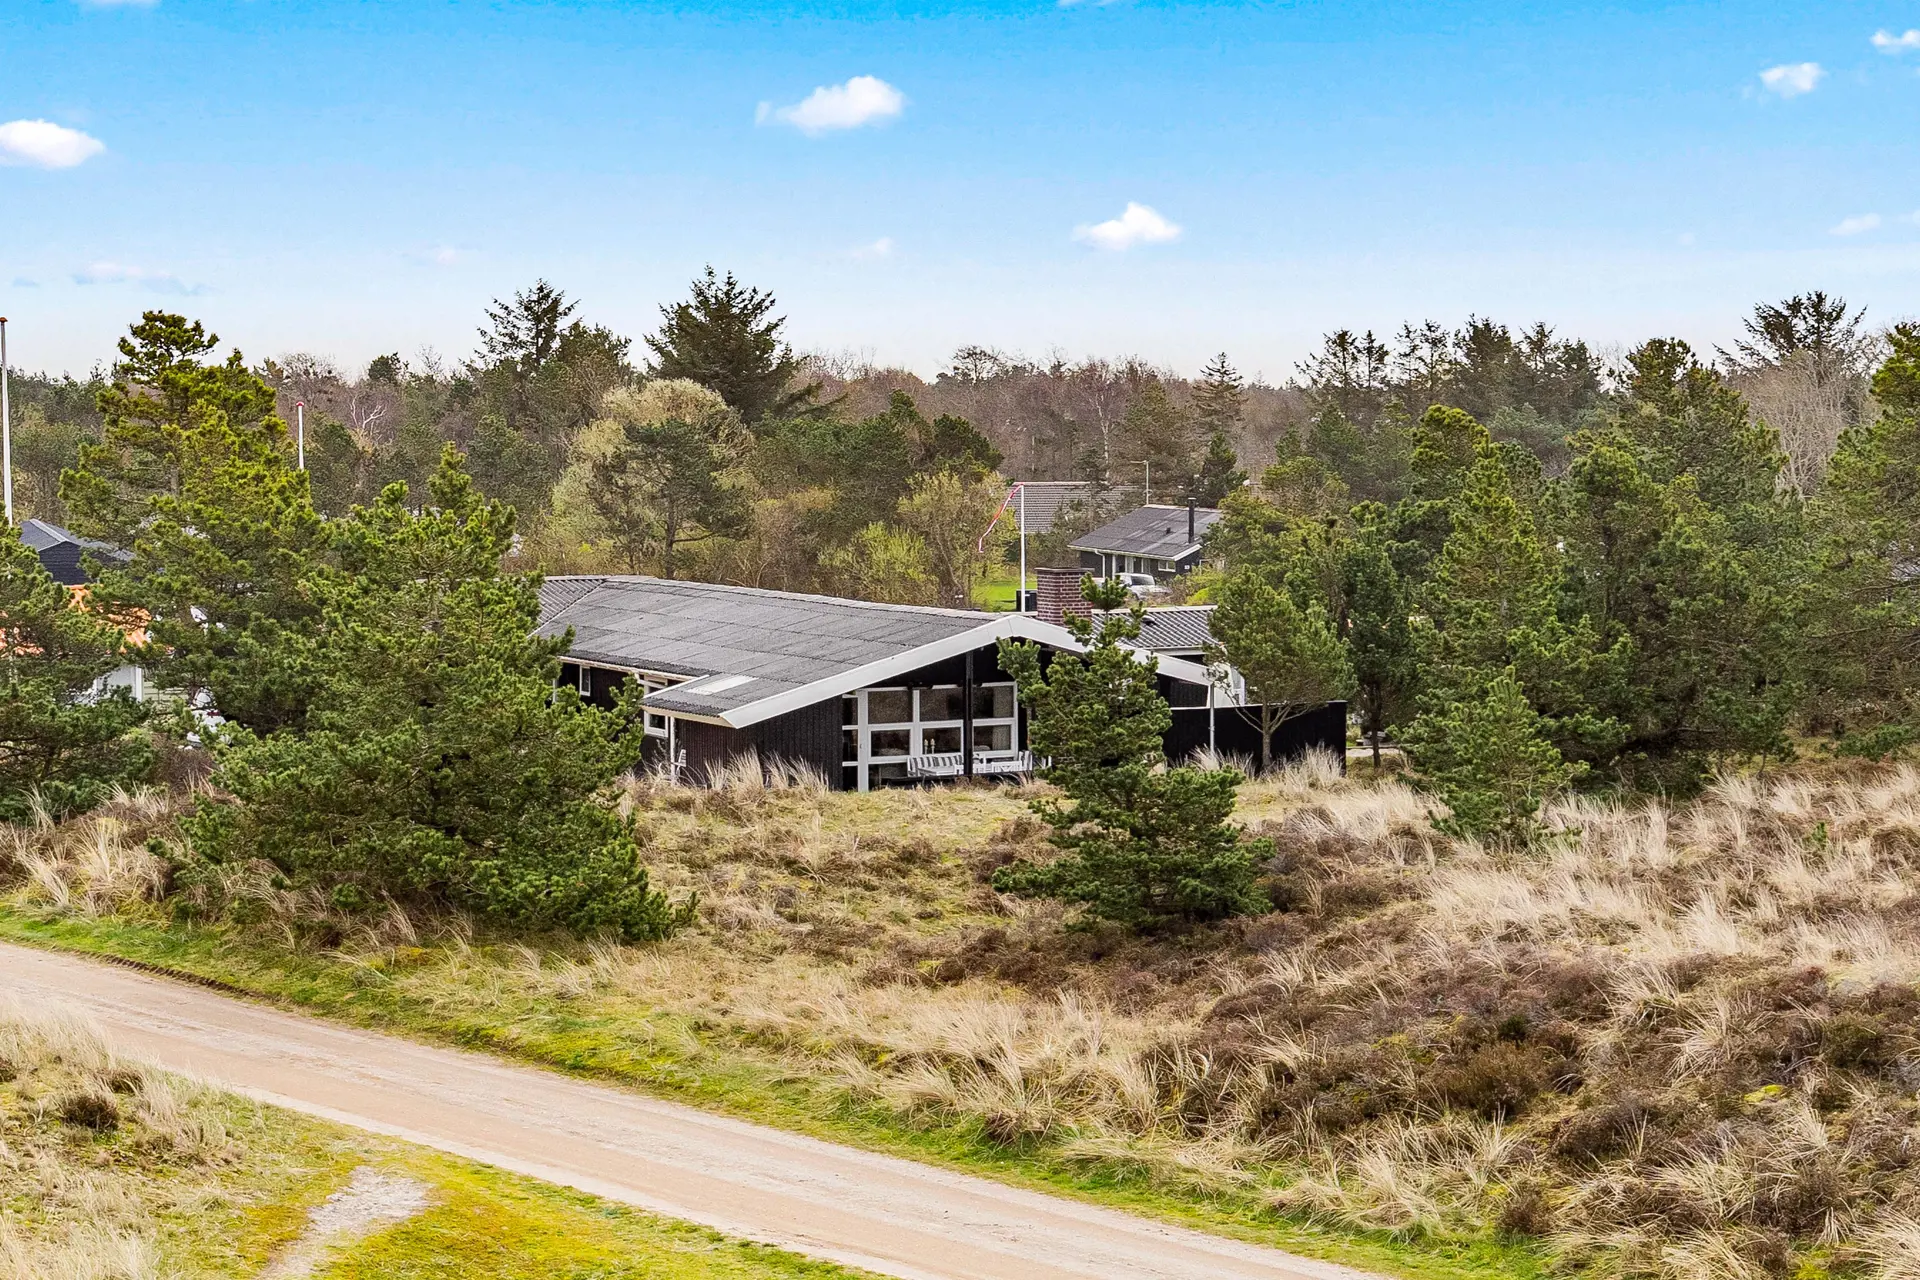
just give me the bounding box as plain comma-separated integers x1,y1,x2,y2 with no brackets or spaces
586,391,750,579
1420,448,1556,680
1111,381,1199,499
62,312,284,547
0,526,154,822
1405,443,1629,776
646,268,819,424
1810,323,1920,749
1612,339,1786,535
60,313,326,733
1558,430,1794,784
1206,566,1351,772
1189,430,1247,505
185,448,692,940
1341,526,1416,767
1406,405,1490,505
466,281,633,513
993,579,1265,930
1401,671,1580,848
1192,352,1247,437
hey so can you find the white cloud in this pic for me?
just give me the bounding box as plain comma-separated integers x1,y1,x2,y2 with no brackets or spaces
0,120,105,169
756,76,904,135
73,261,205,295
849,237,895,259
1831,212,1883,236
1073,202,1182,251
400,244,469,267
1873,28,1920,52
1759,62,1825,97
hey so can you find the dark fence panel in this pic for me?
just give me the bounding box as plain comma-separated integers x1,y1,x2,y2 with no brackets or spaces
1164,701,1347,770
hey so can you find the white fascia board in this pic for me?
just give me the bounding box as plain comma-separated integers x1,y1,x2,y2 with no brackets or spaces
569,656,694,684
715,614,1229,729
1064,541,1203,560
656,708,734,727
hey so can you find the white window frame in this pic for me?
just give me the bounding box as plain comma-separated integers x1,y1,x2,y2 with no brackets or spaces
640,676,671,737
568,660,678,738
844,682,1019,792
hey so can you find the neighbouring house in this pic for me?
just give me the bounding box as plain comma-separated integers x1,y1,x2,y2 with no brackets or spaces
1112,603,1215,662
1002,481,1139,537
1070,501,1222,580
22,518,130,587
21,517,149,703
538,574,1346,789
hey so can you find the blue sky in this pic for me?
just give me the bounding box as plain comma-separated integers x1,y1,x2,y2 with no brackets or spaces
3,0,1917,380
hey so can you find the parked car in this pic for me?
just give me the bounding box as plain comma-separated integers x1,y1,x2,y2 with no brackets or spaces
1108,572,1169,599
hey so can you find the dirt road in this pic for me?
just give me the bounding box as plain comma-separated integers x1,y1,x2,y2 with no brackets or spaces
1,941,1378,1280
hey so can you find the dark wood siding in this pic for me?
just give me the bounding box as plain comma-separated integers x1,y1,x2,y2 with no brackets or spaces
750,701,845,782
676,702,848,789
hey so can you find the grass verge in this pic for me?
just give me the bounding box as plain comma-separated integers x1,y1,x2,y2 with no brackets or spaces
0,997,872,1280
0,907,1544,1280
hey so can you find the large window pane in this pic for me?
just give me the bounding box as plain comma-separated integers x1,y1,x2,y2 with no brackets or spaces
842,728,859,762
973,724,1012,752
925,726,963,754
920,686,965,722
974,685,1014,719
871,729,910,757
868,689,911,724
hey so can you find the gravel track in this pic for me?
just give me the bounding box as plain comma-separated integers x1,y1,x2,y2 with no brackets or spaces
0,940,1381,1280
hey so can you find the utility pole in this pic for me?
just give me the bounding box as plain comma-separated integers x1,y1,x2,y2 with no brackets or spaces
2,317,12,526
295,399,306,471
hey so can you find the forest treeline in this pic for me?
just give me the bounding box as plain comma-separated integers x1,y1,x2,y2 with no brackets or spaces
12,275,1876,606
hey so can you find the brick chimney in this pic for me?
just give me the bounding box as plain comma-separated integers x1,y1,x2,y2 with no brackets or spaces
1035,565,1092,626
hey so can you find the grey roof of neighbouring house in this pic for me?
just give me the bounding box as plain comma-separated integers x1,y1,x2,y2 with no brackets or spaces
1069,504,1223,561
1006,482,1140,535
20,518,130,586
537,575,1223,727
538,576,1001,719
1119,605,1215,655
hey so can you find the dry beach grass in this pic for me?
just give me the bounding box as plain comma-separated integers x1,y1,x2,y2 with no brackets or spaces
12,757,1920,1276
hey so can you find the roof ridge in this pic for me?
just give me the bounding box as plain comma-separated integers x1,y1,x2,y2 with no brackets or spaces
565,574,998,621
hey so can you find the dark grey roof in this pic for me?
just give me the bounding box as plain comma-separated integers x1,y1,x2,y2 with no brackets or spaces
1114,606,1215,655
1007,482,1140,535
537,576,601,616
1070,504,1222,560
20,518,129,586
538,576,997,718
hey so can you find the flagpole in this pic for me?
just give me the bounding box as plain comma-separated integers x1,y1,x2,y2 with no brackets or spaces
1017,484,1027,613
295,399,306,470
2,317,12,526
